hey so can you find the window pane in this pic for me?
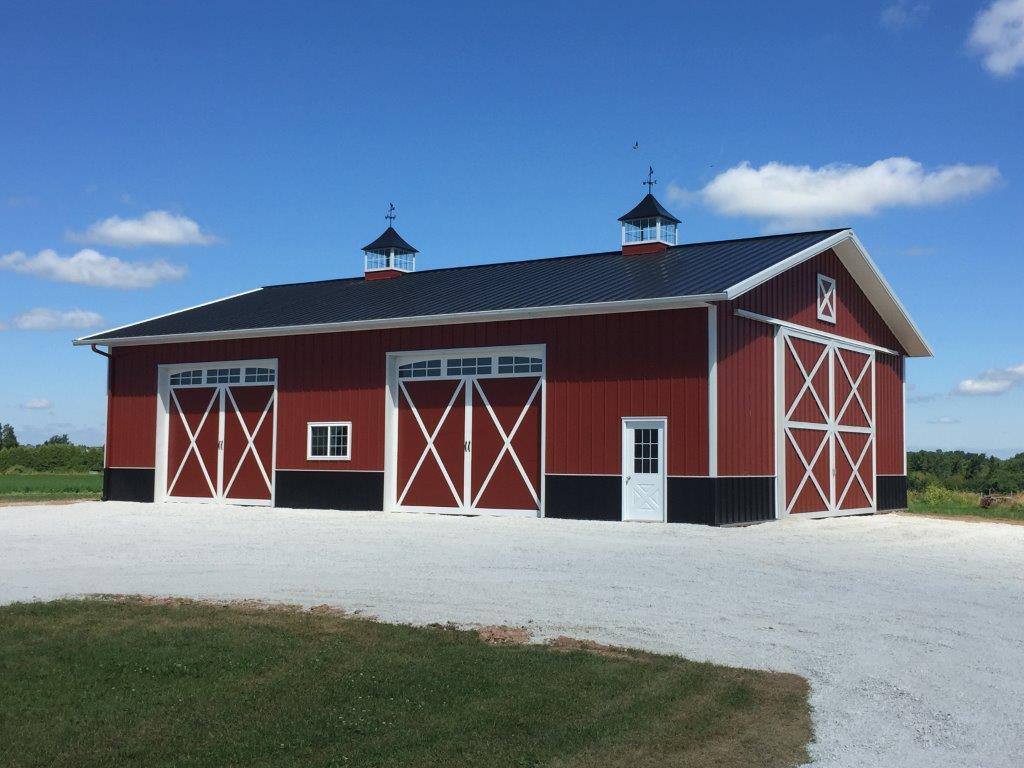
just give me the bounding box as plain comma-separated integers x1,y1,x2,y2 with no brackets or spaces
310,426,329,456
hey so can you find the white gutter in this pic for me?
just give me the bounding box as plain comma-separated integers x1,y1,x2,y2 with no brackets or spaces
74,293,725,348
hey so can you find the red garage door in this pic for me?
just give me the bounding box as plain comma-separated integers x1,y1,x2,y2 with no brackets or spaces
164,363,276,505
393,350,543,516
781,332,875,516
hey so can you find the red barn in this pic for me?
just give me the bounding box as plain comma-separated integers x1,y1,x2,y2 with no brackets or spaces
76,192,931,524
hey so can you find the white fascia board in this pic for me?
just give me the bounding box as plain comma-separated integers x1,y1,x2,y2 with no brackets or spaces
835,233,933,358
73,293,724,348
723,229,933,358
73,287,264,347
723,230,853,300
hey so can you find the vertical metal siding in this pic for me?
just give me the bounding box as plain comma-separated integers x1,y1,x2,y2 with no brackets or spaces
716,305,775,476
106,308,709,477
736,249,905,353
875,353,905,475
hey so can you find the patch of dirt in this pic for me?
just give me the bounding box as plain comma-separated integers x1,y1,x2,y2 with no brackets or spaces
477,625,531,645
309,603,349,616
546,636,642,661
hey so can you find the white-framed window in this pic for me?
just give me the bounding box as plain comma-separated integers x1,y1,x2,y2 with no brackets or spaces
206,367,241,384
816,274,837,324
623,217,657,243
497,355,542,374
244,366,275,383
170,369,203,386
307,422,351,460
446,357,492,376
398,359,442,379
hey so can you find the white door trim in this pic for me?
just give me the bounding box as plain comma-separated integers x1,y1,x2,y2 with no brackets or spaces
621,417,668,522
384,344,546,518
154,358,278,506
775,327,876,519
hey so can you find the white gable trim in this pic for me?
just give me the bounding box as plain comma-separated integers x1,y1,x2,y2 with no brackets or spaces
723,230,932,358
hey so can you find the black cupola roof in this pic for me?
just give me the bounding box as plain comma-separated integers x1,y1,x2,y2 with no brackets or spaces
618,193,680,224
362,226,418,254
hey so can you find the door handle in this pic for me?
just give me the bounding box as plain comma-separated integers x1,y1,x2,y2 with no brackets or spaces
625,476,631,484
218,440,224,450
464,440,471,453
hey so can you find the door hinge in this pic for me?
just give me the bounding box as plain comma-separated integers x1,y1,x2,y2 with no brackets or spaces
218,440,224,450
464,440,472,453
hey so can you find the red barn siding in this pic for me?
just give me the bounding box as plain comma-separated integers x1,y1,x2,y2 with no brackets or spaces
716,249,909,478
875,353,905,475
107,308,709,478
735,249,905,354
717,306,775,476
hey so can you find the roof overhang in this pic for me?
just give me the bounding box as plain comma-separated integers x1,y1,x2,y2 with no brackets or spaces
721,229,933,358
74,294,722,348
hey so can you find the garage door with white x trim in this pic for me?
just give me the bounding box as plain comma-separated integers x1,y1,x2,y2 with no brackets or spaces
163,361,277,505
780,331,875,516
390,347,543,516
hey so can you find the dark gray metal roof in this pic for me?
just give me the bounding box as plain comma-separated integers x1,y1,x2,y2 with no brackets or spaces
618,193,681,224
80,229,844,342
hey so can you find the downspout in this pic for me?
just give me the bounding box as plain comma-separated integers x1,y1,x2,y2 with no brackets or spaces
90,344,112,501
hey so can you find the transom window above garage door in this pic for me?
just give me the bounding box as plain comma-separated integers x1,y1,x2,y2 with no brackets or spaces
397,352,544,379
169,364,276,387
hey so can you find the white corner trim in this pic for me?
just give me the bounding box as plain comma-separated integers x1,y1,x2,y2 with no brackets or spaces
707,304,718,477
74,294,722,348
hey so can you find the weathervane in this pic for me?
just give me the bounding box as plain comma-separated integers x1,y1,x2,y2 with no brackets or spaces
385,202,397,225
643,166,657,194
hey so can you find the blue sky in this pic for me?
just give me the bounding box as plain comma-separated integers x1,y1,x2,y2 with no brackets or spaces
1,0,1022,454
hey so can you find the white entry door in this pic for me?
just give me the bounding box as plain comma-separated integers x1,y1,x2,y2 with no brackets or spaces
622,419,666,522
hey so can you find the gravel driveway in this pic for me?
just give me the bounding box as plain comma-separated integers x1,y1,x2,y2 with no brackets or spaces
2,501,1022,767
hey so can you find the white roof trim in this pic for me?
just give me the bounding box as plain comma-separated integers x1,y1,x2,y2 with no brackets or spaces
723,229,932,358
74,294,722,348
78,287,263,343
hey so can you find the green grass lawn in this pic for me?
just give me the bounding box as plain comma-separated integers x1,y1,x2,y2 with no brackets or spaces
0,473,102,502
0,598,811,768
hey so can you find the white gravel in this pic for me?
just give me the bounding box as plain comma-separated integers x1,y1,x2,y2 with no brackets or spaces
1,502,1023,767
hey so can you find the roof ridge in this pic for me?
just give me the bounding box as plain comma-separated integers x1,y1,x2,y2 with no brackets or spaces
262,249,623,289
261,229,846,290
678,228,847,248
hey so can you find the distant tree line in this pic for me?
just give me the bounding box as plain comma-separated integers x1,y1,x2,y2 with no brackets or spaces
0,423,103,474
908,450,1024,494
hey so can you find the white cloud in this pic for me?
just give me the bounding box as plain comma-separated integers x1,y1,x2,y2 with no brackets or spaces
969,0,1024,77
688,157,1000,228
20,398,52,410
955,362,1024,396
70,210,218,247
10,308,104,331
0,248,187,289
927,416,960,425
881,1,930,30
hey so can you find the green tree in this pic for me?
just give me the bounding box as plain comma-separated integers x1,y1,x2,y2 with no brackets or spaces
0,423,18,449
43,434,70,445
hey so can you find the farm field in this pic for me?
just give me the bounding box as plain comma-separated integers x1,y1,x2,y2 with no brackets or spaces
0,597,810,768
0,473,102,502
